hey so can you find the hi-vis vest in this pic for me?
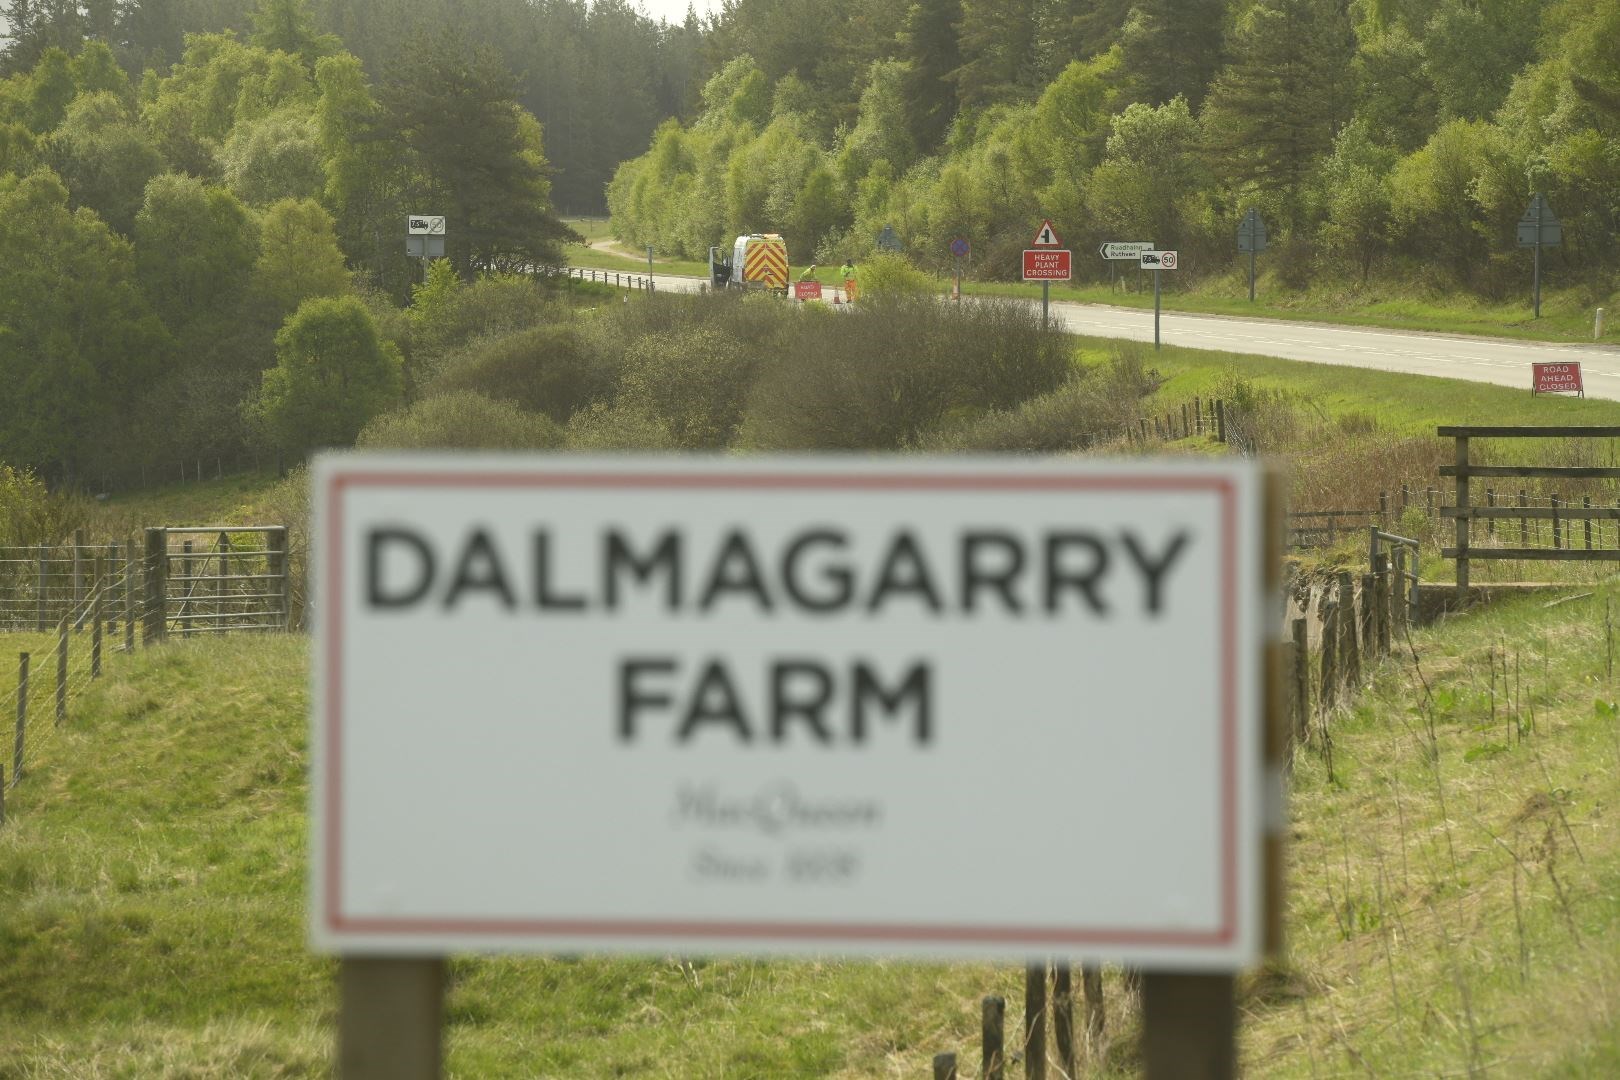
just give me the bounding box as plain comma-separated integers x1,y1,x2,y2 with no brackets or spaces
732,234,789,290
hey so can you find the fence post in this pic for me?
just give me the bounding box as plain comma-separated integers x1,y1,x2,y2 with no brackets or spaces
35,543,47,632
1359,571,1376,658
1193,396,1202,434
12,653,26,784
104,544,118,635
1215,399,1226,443
123,539,135,653
1379,491,1389,528
91,555,102,679
1373,553,1391,658
1486,489,1496,539
1453,436,1470,593
217,531,230,630
143,528,167,646
1320,601,1339,708
1053,963,1075,1080
1338,571,1360,689
932,1053,958,1080
72,528,85,630
177,540,192,638
1024,960,1047,1080
1181,402,1190,438
55,617,67,726
1291,617,1309,742
1081,966,1104,1058
1141,974,1235,1080
982,996,1005,1080
1519,489,1529,547
268,527,291,630
1552,494,1562,550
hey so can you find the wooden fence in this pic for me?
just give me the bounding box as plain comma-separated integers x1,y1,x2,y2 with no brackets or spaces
1438,425,1620,590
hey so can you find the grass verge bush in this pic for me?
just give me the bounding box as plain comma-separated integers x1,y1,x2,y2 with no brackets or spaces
921,348,1158,452
355,392,564,451
740,296,1070,449
427,322,611,423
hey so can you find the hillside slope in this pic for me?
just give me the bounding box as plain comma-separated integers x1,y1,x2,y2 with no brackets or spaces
1,586,1618,1074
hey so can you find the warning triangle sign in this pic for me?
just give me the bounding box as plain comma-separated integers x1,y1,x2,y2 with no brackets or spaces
1033,219,1060,247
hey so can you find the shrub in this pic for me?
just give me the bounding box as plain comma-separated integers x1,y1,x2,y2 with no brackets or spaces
919,348,1158,452
564,402,681,450
739,296,1071,449
857,252,934,297
355,392,564,451
428,323,611,423
615,324,760,448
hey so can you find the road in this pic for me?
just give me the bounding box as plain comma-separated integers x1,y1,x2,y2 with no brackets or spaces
611,268,1620,401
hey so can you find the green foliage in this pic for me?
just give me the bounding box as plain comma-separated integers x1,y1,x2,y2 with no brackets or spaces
0,463,87,545
133,173,260,333
740,296,1071,449
252,295,403,453
0,169,168,480
427,322,608,424
250,197,350,319
355,391,562,451
919,347,1157,451
218,108,324,207
44,91,164,235
857,252,933,296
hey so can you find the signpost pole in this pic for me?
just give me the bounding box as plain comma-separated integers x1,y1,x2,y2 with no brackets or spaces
1533,230,1542,320
1154,268,1162,350
1249,248,1256,303
339,957,445,1079
1043,280,1049,329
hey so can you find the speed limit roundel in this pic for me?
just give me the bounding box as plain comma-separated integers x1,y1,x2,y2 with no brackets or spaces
1161,251,1178,270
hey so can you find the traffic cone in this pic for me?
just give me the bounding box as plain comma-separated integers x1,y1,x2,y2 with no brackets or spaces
832,292,842,305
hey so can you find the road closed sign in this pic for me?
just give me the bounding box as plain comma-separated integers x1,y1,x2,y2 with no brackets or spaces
1533,361,1584,396
311,455,1268,967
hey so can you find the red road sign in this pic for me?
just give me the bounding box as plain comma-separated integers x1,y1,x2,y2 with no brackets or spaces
794,280,822,301
1532,362,1583,396
1023,249,1071,280
1033,220,1061,247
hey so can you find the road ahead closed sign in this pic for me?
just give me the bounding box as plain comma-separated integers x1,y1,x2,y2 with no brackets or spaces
312,456,1267,967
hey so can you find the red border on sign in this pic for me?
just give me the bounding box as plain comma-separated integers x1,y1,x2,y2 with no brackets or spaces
323,468,1245,947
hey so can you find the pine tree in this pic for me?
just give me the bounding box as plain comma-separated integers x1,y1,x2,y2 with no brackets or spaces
897,0,961,152
1201,0,1356,227
1117,0,1227,109
952,0,1039,110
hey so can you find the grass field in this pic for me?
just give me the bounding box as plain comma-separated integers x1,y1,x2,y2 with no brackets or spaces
1,585,1616,1075
568,219,1619,344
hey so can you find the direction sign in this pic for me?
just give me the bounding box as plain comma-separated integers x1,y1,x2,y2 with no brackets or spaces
1237,210,1267,254
407,215,446,236
1518,193,1561,248
1099,242,1154,260
950,237,970,258
1023,249,1072,280
1141,250,1178,270
311,454,1268,966
1032,219,1061,247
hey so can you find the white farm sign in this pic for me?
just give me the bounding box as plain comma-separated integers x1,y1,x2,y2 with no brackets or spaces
311,455,1267,968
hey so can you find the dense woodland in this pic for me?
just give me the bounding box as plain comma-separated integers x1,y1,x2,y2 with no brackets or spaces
609,0,1620,295
1,0,1617,490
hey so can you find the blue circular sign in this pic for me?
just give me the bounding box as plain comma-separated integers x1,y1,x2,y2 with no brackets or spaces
950,238,970,258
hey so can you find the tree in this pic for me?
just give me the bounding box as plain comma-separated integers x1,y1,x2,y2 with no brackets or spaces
0,170,168,480
952,0,1039,110
249,197,350,319
219,108,325,206
249,0,341,70
45,90,166,235
133,173,259,334
252,294,403,454
896,0,962,152
1200,0,1357,230
372,28,576,276
1116,0,1227,110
